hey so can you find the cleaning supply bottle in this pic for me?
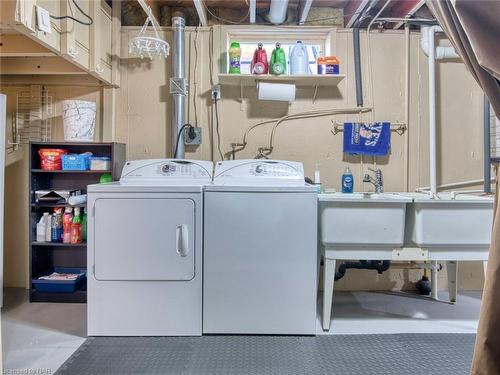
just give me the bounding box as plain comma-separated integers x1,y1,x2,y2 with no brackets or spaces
62,207,73,244
270,42,286,75
228,41,241,74
82,208,87,242
251,43,269,75
70,207,82,244
45,213,52,242
342,167,354,193
51,208,63,242
36,213,49,242
290,41,310,75
314,163,322,193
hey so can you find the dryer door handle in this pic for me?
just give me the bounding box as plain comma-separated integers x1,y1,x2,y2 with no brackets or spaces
176,224,189,257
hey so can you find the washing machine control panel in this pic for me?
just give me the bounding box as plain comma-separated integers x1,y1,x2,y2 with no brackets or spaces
120,159,213,184
214,160,305,185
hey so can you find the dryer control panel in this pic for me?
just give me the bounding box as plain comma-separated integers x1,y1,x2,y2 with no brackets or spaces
214,160,305,186
120,159,213,185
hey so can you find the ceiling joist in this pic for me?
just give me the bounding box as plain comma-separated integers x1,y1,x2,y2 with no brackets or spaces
249,0,257,24
298,0,314,25
192,0,208,26
344,0,370,28
391,0,425,29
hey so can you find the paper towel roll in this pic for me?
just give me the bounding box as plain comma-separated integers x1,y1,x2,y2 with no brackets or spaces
257,82,296,102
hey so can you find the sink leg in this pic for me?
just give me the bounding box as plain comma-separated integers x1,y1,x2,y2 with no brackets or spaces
431,260,439,300
322,258,336,331
446,261,457,303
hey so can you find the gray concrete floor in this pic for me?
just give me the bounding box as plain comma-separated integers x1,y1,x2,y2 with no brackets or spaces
2,288,482,373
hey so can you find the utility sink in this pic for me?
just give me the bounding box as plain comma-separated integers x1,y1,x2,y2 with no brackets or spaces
318,193,412,248
397,192,494,249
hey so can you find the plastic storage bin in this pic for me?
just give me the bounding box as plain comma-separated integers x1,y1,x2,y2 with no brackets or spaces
32,267,87,293
39,148,68,170
90,156,112,171
61,153,91,171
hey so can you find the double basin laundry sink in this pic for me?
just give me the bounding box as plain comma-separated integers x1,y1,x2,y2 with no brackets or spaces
318,192,494,251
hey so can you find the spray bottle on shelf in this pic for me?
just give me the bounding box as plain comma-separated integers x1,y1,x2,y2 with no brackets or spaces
270,42,286,75
82,208,87,242
251,43,269,75
70,207,82,244
342,167,354,193
62,207,73,244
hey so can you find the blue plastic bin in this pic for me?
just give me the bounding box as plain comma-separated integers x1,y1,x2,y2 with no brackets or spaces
32,267,87,293
61,153,92,171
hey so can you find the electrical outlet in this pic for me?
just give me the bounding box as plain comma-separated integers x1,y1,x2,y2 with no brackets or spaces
211,85,221,101
184,127,202,145
36,6,52,33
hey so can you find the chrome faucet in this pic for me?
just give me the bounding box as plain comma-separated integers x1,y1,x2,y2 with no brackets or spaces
363,168,383,193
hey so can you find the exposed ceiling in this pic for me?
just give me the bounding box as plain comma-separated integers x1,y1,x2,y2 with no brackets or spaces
129,0,434,28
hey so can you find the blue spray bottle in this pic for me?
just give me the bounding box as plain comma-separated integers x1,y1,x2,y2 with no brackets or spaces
341,167,354,193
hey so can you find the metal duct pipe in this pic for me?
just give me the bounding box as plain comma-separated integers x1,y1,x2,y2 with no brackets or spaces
484,96,492,193
268,0,288,24
353,28,363,107
171,16,186,158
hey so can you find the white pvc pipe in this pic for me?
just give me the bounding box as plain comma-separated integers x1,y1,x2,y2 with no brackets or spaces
403,25,410,192
428,26,437,196
420,26,459,60
268,0,289,24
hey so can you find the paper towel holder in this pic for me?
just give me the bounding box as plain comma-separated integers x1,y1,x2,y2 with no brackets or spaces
256,81,296,102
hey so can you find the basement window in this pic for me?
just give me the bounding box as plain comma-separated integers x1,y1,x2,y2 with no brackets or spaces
223,27,333,75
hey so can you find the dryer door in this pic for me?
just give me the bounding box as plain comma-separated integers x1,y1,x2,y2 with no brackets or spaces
93,198,195,281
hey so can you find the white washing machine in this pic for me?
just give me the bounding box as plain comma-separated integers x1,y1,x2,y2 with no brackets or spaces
87,159,212,336
203,159,318,335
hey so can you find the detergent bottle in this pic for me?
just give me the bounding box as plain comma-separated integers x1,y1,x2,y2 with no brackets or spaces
342,167,354,193
228,41,241,74
270,42,286,75
62,207,73,244
82,208,87,242
70,207,82,244
290,41,310,75
251,43,269,75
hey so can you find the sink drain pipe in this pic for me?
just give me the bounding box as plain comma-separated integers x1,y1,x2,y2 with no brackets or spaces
334,260,391,281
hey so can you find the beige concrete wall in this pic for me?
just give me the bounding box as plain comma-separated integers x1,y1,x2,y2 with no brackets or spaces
116,26,487,291
1,26,488,291
1,82,102,288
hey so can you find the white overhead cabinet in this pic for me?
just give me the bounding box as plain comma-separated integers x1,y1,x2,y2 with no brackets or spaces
89,0,113,84
0,0,117,86
1,0,62,54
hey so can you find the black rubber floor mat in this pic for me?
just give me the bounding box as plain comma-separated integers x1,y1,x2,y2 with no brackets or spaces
55,334,475,375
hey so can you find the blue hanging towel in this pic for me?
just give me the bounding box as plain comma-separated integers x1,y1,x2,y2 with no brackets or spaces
343,122,391,156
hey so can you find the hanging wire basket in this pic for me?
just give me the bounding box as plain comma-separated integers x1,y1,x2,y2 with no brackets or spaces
128,7,169,60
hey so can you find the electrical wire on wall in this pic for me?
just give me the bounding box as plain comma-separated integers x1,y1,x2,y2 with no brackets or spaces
50,0,93,25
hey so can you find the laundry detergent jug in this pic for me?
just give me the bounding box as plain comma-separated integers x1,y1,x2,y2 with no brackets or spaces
290,41,310,75
270,42,286,75
251,43,269,75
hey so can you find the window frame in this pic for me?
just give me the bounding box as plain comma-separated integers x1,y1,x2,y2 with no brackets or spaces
219,26,336,74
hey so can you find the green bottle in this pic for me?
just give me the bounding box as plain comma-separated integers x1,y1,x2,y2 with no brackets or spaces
270,42,286,75
228,41,241,74
82,208,87,242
